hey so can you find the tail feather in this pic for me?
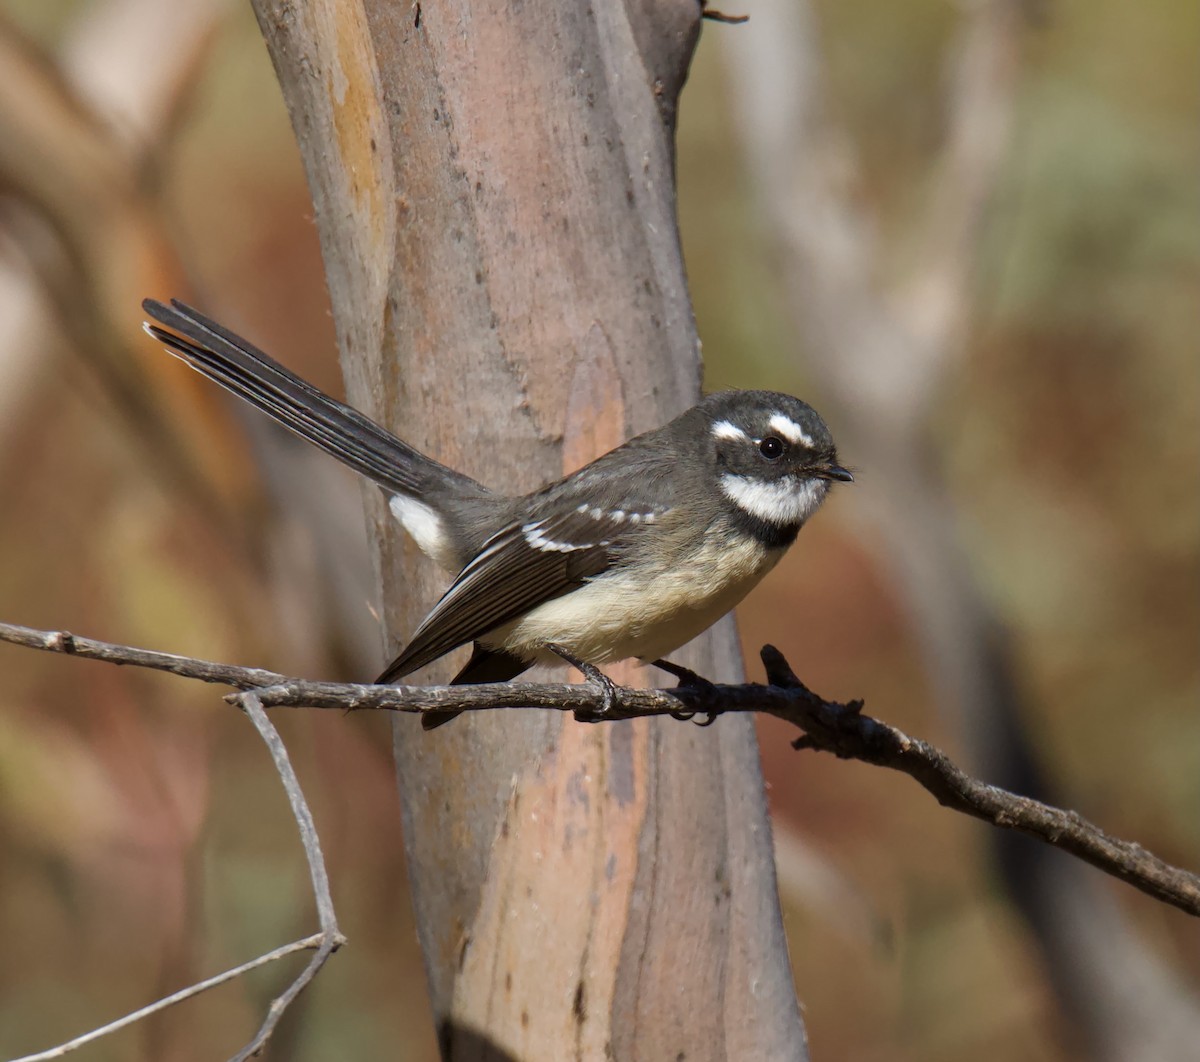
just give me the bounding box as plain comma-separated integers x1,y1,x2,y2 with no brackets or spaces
142,299,485,501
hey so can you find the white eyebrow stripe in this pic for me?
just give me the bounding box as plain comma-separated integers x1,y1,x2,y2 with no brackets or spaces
711,420,749,442
768,414,814,448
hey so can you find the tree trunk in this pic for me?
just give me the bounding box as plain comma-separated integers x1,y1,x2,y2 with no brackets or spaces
250,2,807,1057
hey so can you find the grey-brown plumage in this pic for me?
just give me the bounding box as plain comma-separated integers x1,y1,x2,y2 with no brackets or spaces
144,299,851,729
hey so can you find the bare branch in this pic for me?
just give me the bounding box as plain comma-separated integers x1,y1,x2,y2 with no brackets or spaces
0,620,289,689
227,692,344,1062
3,619,1198,919
753,647,1200,919
1,637,344,1062
7,935,329,1062
702,7,750,25
891,0,1025,373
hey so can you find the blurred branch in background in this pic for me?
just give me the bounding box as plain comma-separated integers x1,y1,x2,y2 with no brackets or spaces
0,8,240,1058
723,1,1200,1059
0,1,378,676
0,3,393,1058
0,1,232,523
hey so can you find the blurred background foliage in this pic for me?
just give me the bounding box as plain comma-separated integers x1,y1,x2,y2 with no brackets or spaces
0,0,1196,1059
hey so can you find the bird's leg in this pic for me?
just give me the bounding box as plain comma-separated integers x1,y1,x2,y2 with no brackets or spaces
547,643,618,718
652,658,713,689
651,658,719,726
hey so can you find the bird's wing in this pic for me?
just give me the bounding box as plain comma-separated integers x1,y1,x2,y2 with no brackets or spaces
377,499,655,682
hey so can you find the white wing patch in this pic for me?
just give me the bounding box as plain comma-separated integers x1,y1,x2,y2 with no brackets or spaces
574,503,661,525
523,520,604,553
720,474,827,527
390,495,455,569
767,414,815,448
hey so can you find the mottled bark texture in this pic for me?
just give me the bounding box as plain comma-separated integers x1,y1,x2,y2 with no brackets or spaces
250,2,806,1058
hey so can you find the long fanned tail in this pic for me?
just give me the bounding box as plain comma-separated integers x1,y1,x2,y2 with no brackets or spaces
142,299,484,501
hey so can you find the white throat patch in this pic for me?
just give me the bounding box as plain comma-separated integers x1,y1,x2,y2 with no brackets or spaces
720,474,827,527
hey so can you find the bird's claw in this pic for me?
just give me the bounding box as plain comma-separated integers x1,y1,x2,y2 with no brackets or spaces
548,643,618,719
652,658,719,727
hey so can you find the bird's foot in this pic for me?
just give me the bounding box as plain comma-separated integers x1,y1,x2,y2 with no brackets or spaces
651,658,719,726
548,643,618,719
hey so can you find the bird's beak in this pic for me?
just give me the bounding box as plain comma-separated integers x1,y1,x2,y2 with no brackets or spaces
820,464,854,483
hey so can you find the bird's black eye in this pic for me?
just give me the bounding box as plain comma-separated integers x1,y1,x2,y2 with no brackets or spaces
759,436,785,460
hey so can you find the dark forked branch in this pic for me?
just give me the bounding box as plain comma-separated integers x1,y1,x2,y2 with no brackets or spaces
2,619,1198,920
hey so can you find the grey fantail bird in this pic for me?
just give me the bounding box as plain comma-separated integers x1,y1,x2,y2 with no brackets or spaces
143,299,851,728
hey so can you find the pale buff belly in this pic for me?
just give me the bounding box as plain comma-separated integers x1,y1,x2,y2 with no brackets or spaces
481,534,785,666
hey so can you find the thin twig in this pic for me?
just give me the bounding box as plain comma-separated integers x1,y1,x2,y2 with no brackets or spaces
0,621,289,687
7,935,329,1062
3,619,1199,918
702,8,749,24
1,630,344,1062
228,693,344,1062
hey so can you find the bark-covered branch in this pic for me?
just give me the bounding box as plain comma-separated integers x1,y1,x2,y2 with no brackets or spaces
3,619,1197,920
247,0,809,1050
